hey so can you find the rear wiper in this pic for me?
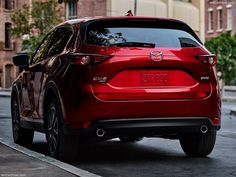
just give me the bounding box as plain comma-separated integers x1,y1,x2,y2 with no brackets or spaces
110,42,155,48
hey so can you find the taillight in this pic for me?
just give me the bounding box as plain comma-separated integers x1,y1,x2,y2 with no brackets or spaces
195,54,216,66
69,53,112,65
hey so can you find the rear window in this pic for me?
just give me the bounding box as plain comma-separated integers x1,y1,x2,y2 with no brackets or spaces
85,19,201,48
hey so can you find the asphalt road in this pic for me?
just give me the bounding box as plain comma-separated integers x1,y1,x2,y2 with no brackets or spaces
0,96,236,177
0,96,10,118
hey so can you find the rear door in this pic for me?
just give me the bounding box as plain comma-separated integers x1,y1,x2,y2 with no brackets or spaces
82,19,211,101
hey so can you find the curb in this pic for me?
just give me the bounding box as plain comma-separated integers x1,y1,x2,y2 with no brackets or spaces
0,94,11,97
0,91,11,97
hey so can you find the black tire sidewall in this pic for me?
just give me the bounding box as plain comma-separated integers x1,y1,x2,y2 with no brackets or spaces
11,96,34,146
11,97,20,143
45,97,79,162
180,131,216,157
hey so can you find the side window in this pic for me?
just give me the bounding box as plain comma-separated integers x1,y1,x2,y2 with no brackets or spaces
47,27,73,57
31,32,54,65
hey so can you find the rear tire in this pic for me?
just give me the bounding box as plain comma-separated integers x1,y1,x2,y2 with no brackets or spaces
179,131,216,157
11,97,34,146
45,97,79,162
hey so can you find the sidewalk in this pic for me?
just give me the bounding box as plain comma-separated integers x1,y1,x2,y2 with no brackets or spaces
0,140,101,177
0,143,76,177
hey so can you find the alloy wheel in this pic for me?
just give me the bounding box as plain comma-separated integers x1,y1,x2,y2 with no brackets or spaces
47,105,59,156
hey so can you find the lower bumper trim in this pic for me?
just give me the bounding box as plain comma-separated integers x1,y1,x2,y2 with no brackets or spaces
63,117,220,138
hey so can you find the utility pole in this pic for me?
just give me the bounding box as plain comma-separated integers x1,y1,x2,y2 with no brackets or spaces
134,0,137,16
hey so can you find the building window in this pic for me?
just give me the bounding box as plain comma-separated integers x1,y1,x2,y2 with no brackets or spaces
67,2,78,20
208,9,214,32
4,0,14,10
5,64,13,88
227,5,232,30
217,7,223,30
5,23,12,49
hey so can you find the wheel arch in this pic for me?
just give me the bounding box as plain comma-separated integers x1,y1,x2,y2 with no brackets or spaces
11,82,21,113
11,81,20,97
43,81,65,129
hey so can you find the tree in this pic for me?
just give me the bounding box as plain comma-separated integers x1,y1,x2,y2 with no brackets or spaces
10,0,62,55
205,32,236,96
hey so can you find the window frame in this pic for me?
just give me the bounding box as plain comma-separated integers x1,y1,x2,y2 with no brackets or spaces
66,1,78,20
226,4,232,31
30,31,55,66
208,8,214,33
217,6,223,31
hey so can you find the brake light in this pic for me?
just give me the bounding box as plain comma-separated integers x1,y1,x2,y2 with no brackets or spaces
70,53,112,65
195,54,216,66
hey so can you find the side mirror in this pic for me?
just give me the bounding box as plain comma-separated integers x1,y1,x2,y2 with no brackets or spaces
13,54,29,69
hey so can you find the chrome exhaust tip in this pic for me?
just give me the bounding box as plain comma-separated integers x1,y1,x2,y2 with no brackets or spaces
96,128,106,138
200,125,208,134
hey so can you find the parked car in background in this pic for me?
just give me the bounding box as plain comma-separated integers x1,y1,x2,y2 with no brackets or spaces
11,16,221,162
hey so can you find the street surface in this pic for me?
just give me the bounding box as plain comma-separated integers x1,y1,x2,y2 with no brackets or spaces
0,96,236,177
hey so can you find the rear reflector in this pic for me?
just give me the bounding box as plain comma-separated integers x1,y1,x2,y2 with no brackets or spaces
212,117,220,125
69,53,112,65
195,54,216,66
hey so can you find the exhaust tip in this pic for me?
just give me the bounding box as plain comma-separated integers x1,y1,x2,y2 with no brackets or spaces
200,125,208,134
96,128,106,138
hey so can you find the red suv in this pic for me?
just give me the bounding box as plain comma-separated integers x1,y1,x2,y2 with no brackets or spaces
11,16,221,161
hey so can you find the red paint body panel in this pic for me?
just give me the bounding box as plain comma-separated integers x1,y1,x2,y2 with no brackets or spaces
12,16,221,137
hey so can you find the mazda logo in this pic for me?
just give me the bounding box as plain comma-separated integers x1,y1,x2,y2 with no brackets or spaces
150,51,163,62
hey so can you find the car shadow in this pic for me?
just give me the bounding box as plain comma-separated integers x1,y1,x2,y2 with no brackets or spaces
75,139,214,164
29,138,214,165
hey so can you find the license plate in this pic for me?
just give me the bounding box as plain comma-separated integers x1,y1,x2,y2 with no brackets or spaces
140,72,168,86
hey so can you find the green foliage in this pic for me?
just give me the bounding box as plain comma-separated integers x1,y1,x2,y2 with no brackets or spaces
10,0,62,54
22,35,45,58
10,4,31,37
205,32,236,85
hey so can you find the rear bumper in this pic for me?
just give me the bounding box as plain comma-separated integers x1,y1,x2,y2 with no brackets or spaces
63,117,220,138
62,75,221,132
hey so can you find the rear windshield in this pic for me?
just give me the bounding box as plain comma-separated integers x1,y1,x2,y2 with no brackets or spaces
85,20,201,48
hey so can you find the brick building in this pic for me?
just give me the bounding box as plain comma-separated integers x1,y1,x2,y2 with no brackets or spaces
205,0,236,40
0,0,205,88
0,0,17,88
